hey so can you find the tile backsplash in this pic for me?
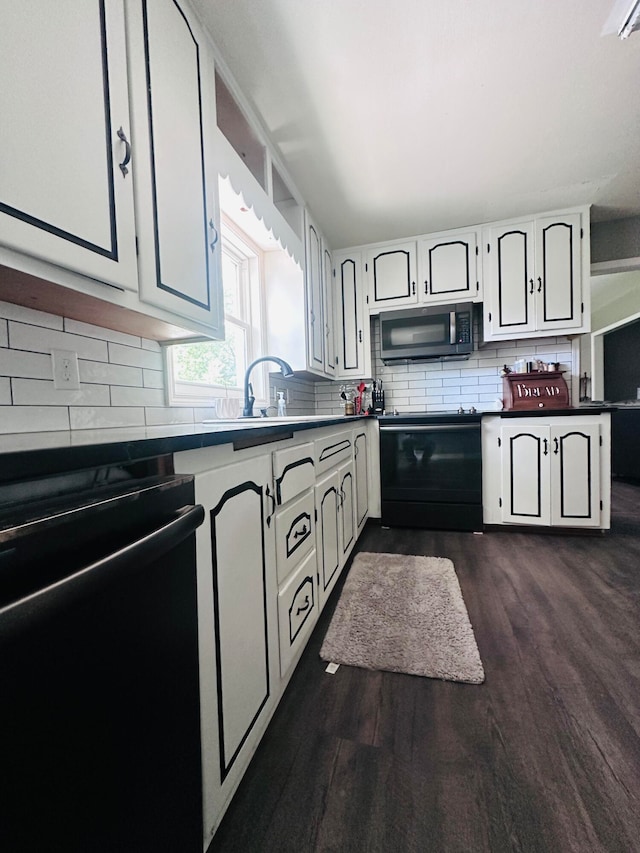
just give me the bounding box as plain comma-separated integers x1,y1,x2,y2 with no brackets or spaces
0,300,576,434
314,316,575,415
0,301,316,434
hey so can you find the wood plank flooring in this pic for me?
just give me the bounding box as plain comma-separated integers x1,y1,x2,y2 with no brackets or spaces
208,481,640,853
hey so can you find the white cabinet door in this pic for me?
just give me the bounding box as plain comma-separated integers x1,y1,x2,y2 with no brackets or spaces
315,469,341,609
304,211,325,373
534,214,583,332
485,222,537,338
418,230,479,303
277,549,319,677
366,242,418,309
550,423,601,526
484,209,588,341
323,243,337,377
333,250,371,380
0,0,137,291
353,428,370,532
190,454,277,844
338,459,356,560
501,422,601,528
126,0,224,336
501,425,550,525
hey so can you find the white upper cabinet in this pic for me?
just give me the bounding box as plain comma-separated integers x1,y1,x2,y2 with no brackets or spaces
126,0,224,336
483,208,588,341
304,210,325,374
418,229,480,304
366,242,418,309
0,0,137,290
333,250,371,380
323,244,337,377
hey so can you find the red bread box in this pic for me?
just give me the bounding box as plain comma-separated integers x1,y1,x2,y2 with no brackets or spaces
502,371,571,411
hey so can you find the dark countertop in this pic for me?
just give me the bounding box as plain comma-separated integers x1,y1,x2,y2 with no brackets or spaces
0,416,365,484
0,406,614,485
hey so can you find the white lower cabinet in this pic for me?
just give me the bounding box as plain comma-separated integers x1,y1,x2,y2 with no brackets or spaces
482,414,611,530
175,449,279,849
353,427,370,532
174,420,373,848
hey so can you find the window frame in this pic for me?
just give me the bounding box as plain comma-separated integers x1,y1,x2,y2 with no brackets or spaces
163,215,268,410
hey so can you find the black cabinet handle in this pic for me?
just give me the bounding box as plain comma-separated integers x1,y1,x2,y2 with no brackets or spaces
265,484,276,528
296,595,310,616
411,281,416,295
529,278,534,294
117,127,131,177
553,437,559,455
537,276,543,292
424,280,428,294
358,330,362,343
293,524,308,539
543,438,549,456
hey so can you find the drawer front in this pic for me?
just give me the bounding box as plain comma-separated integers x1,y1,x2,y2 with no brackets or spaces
275,489,315,585
273,442,315,505
314,431,353,476
277,549,319,677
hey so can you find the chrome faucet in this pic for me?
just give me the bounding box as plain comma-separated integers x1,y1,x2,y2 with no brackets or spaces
242,356,294,418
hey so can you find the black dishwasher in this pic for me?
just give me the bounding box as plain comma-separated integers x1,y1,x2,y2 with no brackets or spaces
0,472,204,853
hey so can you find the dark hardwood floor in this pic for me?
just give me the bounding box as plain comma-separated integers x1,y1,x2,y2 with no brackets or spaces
209,481,640,853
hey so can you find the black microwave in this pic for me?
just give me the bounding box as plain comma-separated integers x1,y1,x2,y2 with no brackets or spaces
379,303,474,364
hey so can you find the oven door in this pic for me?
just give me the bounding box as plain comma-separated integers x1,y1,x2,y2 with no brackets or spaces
380,423,482,529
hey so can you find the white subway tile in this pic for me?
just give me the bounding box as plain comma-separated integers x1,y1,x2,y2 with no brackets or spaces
0,377,11,404
0,349,52,379
145,407,195,426
79,360,143,387
64,318,142,347
0,320,7,347
108,342,163,370
12,378,110,407
440,368,462,379
110,386,165,407
444,376,467,386
9,322,108,360
0,406,70,434
0,300,64,330
141,338,162,352
69,407,145,429
143,369,165,389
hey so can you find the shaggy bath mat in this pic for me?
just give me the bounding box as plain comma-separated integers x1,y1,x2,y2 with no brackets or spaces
320,552,484,683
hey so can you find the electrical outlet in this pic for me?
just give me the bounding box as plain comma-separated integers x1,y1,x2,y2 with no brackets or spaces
52,349,80,391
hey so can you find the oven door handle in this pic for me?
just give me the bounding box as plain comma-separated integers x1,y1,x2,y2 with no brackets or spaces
381,424,480,432
0,504,205,635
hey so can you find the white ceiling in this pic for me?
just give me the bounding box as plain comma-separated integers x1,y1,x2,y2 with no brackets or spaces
193,0,640,249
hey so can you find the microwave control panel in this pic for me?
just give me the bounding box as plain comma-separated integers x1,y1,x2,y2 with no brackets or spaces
456,313,472,343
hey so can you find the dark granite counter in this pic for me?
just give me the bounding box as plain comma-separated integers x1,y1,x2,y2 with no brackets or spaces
0,416,366,484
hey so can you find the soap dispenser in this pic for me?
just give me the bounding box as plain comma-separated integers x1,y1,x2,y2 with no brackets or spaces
277,391,286,417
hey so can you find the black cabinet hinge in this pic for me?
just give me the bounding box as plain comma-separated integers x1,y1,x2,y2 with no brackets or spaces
366,294,369,304
135,236,139,256
487,243,491,253
580,228,584,239
581,302,584,314
488,311,492,322
498,436,501,447
476,281,479,291
499,497,502,507
315,507,318,522
365,262,368,272
476,245,479,256
600,435,603,446
600,500,603,510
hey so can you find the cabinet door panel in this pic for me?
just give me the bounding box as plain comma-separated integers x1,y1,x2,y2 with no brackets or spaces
339,460,355,558
127,0,223,334
354,430,369,530
0,0,137,290
305,217,324,371
334,251,371,379
316,470,341,609
323,244,336,376
501,426,550,525
420,233,476,301
367,243,417,307
536,215,582,330
490,225,536,335
551,425,600,526
277,549,319,677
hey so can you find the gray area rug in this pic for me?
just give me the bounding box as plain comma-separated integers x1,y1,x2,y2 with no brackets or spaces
320,552,485,684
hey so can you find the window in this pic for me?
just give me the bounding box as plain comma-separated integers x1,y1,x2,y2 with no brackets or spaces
165,218,265,410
